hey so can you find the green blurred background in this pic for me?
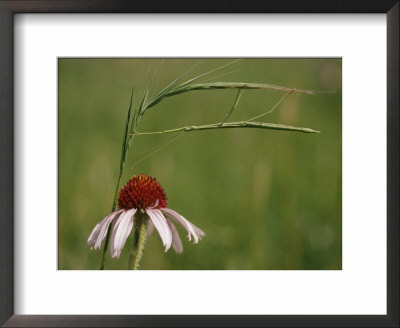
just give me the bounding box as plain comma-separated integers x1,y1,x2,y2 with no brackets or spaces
58,58,342,270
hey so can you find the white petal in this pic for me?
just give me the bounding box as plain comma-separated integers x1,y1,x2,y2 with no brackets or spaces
146,209,172,252
109,208,136,259
147,219,155,237
162,208,204,244
87,209,123,250
166,218,183,254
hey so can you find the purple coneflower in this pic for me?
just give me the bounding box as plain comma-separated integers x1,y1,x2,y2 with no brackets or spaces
87,174,205,258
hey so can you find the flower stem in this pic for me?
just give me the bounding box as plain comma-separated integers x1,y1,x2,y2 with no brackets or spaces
128,214,148,270
128,228,139,269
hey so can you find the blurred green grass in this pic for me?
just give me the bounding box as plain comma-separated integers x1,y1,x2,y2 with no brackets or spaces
58,58,342,270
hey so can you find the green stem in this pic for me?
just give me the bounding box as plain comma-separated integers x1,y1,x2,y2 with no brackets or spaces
146,82,324,109
247,90,294,122
99,89,134,270
132,121,320,135
221,88,244,124
128,214,148,270
128,229,139,269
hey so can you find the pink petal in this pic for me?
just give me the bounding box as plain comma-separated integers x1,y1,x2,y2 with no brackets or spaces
194,226,206,239
88,224,101,249
109,208,136,259
87,209,123,250
162,208,204,244
146,209,172,252
147,219,155,237
166,218,183,254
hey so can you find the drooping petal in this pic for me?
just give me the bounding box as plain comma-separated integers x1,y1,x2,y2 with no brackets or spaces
87,209,123,250
162,208,204,244
194,226,206,239
109,208,136,259
146,208,172,252
88,224,102,249
147,219,155,237
166,218,183,254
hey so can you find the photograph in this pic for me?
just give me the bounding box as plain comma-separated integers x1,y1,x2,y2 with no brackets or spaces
1,1,397,325
58,58,342,270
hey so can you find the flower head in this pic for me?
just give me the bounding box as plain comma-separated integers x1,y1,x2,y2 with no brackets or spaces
88,174,204,259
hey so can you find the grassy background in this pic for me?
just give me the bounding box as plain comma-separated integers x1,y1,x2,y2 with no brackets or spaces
58,58,342,270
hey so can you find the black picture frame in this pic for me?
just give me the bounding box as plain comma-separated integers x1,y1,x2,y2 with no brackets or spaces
0,1,398,327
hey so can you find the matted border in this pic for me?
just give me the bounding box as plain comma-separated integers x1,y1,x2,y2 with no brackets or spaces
0,1,398,327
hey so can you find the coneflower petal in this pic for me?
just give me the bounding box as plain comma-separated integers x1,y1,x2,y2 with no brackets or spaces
88,224,102,249
166,218,183,254
146,208,172,252
110,208,136,259
147,219,155,237
88,209,123,250
194,226,206,239
162,208,204,243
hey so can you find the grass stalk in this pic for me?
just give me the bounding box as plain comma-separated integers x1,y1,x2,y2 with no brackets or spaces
132,121,319,135
99,88,134,270
146,81,333,110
